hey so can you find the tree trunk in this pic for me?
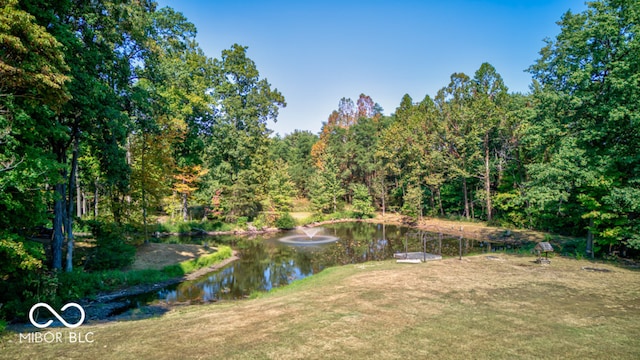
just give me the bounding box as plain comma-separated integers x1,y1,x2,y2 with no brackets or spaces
381,189,385,216
586,217,594,258
380,174,386,216
82,191,87,217
496,150,505,189
125,135,132,206
141,133,148,241
94,178,99,219
52,182,65,270
76,171,82,218
51,144,67,271
171,190,176,220
332,194,337,213
182,191,188,221
462,177,469,219
111,192,122,224
66,135,79,272
484,132,492,222
429,187,435,214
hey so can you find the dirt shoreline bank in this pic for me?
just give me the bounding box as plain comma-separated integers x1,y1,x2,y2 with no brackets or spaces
94,250,239,303
155,212,567,244
81,250,239,320
303,213,565,243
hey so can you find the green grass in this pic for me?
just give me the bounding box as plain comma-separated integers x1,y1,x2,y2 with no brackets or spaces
161,246,233,277
58,245,233,300
296,210,372,225
4,255,638,359
156,220,235,233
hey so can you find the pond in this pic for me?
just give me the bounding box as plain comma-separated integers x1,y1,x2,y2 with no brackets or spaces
128,222,524,308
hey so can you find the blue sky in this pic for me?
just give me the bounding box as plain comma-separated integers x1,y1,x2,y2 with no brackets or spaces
156,0,587,136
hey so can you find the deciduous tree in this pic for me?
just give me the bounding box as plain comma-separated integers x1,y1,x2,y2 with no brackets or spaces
527,0,640,253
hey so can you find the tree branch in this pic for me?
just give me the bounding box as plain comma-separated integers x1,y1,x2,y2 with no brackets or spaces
0,157,23,172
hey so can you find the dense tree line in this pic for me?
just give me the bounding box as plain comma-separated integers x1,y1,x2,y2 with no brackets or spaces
0,0,286,320
1,0,638,322
300,0,639,257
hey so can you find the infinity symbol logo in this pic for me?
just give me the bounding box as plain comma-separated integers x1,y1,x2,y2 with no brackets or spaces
28,302,86,329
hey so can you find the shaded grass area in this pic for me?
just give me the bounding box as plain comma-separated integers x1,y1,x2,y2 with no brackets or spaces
2,255,639,359
57,246,233,300
128,243,218,271
161,246,233,277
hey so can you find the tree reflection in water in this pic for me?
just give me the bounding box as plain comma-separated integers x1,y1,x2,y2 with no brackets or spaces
144,222,515,305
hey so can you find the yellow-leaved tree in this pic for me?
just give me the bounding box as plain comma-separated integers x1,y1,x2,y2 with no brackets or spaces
173,165,209,221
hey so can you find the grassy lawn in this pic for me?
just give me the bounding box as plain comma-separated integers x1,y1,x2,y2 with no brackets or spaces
128,243,220,270
2,254,639,359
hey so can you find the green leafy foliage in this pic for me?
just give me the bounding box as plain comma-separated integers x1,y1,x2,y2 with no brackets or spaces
310,153,345,214
0,234,44,275
401,184,424,219
0,232,49,321
350,183,375,219
275,213,297,230
157,220,233,233
161,246,233,277
262,159,296,213
202,44,286,219
526,0,640,252
0,0,70,107
278,131,318,197
85,221,136,271
235,216,249,229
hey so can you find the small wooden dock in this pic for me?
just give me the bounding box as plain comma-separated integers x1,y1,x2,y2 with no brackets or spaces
394,252,442,263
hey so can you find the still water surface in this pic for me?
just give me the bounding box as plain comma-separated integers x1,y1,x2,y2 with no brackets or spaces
136,222,517,306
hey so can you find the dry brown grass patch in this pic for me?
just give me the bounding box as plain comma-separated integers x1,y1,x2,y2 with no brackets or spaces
3,255,639,359
128,243,216,270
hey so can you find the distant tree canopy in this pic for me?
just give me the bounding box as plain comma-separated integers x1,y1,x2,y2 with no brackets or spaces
305,0,639,256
